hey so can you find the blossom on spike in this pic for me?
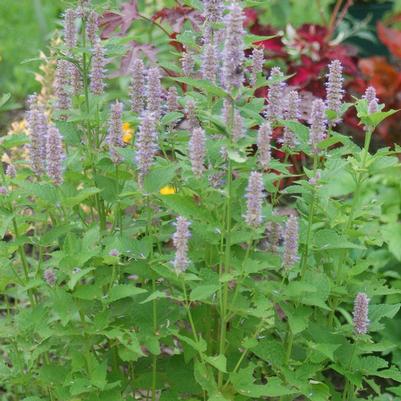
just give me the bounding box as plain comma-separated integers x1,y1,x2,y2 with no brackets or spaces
251,47,264,86
368,99,379,114
90,39,107,96
326,60,344,121
309,170,321,186
0,187,7,196
265,219,282,253
173,216,191,273
6,164,16,178
135,112,158,183
201,43,218,83
266,67,286,120
244,171,264,227
167,86,179,112
106,101,124,163
26,95,48,175
130,59,146,114
185,98,198,129
147,67,162,115
282,214,299,268
46,125,65,186
232,110,244,142
86,10,99,45
203,0,223,23
257,121,272,169
309,99,327,153
282,90,300,148
64,9,77,51
189,127,206,178
54,60,72,118
44,268,57,286
221,2,245,90
353,292,370,335
222,99,232,126
109,248,120,257
364,86,378,105
181,50,195,77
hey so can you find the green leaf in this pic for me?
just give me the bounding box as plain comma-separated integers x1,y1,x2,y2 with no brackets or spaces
170,77,229,98
205,355,227,373
369,303,401,323
62,187,101,207
382,222,401,261
160,111,184,126
106,285,147,303
143,164,177,194
231,364,295,397
190,284,219,301
314,229,365,250
0,133,29,149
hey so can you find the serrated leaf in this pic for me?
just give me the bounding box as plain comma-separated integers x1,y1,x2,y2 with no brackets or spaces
106,285,147,303
171,77,229,98
190,284,219,301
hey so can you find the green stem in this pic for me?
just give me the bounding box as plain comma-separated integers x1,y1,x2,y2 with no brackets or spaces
152,278,158,401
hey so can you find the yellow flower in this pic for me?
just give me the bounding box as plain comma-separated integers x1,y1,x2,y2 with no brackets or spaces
160,185,176,195
122,122,134,143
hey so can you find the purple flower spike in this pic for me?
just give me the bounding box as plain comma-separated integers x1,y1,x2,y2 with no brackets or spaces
64,9,77,51
245,171,265,227
353,292,370,335
251,47,264,86
186,98,198,130
257,121,272,170
283,90,300,148
106,101,124,163
46,125,65,186
147,67,162,115
221,2,245,90
167,86,179,112
181,49,195,77
87,10,99,45
44,268,57,286
189,127,206,178
26,95,48,175
6,164,16,178
282,214,299,268
364,86,378,105
130,59,146,114
54,60,72,119
232,110,244,142
326,59,344,122
90,39,107,96
135,111,158,184
266,67,286,121
173,216,191,273
203,0,223,23
309,99,327,154
201,43,218,83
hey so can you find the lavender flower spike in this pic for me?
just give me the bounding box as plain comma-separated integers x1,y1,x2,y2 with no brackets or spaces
54,60,72,119
257,121,272,170
189,127,206,178
201,43,218,83
186,98,198,130
135,111,158,184
364,86,378,105
266,67,286,120
90,39,107,96
26,95,48,175
46,125,65,186
130,59,146,114
221,2,245,90
353,292,370,335
282,214,299,268
106,101,124,163
167,86,179,112
64,9,77,51
147,67,162,115
326,59,344,121
203,0,223,23
86,10,99,45
232,110,245,142
251,47,264,86
6,164,16,178
283,90,300,148
309,99,327,154
181,49,195,77
173,216,191,273
44,268,57,286
244,171,265,227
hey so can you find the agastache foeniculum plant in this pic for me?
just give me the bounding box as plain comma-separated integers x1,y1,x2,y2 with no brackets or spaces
1,1,400,400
